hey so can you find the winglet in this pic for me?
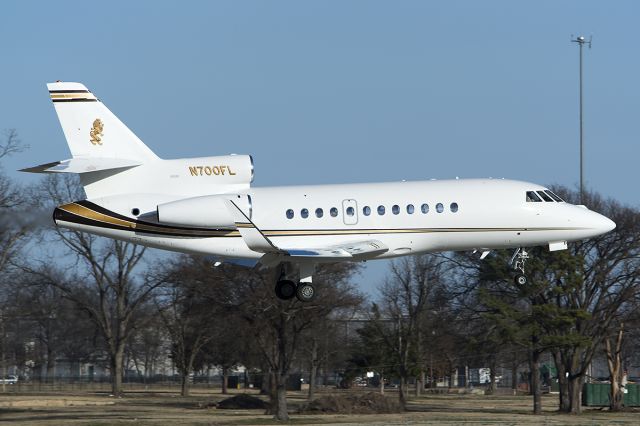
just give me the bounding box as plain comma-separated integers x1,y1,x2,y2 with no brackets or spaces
223,199,282,254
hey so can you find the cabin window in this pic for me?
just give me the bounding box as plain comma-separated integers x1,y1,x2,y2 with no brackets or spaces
301,208,309,218
330,207,338,217
392,205,400,215
545,190,564,202
537,191,553,202
407,204,415,214
436,203,444,213
315,208,323,218
526,191,542,202
377,205,386,215
286,209,294,219
131,208,140,216
346,206,355,216
450,202,459,213
363,206,371,216
421,203,429,214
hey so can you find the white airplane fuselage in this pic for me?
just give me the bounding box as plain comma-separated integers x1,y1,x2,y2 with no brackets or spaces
53,178,615,263
25,81,616,301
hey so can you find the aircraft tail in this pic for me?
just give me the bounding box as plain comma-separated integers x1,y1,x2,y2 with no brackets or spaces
24,82,253,200
46,81,158,162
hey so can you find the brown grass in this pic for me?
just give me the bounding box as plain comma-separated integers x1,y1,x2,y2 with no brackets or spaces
0,388,638,425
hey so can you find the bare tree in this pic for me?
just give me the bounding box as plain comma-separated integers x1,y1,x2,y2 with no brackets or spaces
373,254,448,406
154,255,223,396
26,175,158,395
126,308,166,380
605,321,625,411
0,128,30,275
0,129,32,387
301,299,362,400
221,262,362,421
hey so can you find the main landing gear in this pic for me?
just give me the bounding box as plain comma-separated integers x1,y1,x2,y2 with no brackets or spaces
274,262,316,303
275,280,316,302
510,248,529,285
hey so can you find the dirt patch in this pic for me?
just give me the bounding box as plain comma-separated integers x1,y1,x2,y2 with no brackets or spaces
298,392,403,415
216,393,269,410
0,397,115,408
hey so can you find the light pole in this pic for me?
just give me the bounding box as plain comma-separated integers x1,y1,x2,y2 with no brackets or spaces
571,35,591,204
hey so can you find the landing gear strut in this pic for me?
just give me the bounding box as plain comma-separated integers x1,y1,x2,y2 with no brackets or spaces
510,248,529,285
274,262,316,302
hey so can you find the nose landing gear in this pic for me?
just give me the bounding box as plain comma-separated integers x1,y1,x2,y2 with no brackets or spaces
510,248,529,285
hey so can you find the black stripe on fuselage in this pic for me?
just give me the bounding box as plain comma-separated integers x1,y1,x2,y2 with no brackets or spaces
51,98,98,103
49,89,91,93
77,200,143,223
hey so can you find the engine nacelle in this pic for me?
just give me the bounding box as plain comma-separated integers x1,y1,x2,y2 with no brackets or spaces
157,194,251,229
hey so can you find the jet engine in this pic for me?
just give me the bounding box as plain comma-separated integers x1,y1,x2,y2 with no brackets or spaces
157,194,251,229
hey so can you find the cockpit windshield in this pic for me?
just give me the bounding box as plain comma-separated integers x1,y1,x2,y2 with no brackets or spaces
545,190,564,202
526,189,564,203
526,191,542,202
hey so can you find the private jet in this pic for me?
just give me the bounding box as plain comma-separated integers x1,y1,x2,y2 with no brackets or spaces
23,82,616,302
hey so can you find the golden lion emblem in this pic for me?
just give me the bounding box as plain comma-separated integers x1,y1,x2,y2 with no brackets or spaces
89,118,104,145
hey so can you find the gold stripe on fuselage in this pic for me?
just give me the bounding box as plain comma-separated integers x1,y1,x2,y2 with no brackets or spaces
235,223,254,229
59,203,239,237
60,203,135,229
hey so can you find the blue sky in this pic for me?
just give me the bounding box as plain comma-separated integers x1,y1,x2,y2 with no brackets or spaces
1,1,638,294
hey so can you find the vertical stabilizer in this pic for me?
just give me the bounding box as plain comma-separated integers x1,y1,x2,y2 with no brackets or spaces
47,82,158,161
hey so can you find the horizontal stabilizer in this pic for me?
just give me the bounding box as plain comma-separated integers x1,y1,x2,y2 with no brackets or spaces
21,157,142,174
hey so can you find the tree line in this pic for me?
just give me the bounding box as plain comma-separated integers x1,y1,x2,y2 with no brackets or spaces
2,130,640,420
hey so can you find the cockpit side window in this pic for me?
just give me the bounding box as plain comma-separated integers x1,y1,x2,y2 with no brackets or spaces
545,190,564,202
537,190,553,202
526,191,542,202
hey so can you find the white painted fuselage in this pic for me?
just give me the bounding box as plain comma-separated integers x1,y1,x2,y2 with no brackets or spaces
28,81,615,271
54,178,615,263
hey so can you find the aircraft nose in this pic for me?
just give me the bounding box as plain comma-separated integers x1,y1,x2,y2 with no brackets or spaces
591,211,616,235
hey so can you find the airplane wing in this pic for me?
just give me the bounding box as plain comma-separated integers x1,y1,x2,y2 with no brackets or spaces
224,200,388,264
286,240,388,259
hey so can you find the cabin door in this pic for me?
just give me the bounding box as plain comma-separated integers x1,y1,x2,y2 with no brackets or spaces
342,199,358,225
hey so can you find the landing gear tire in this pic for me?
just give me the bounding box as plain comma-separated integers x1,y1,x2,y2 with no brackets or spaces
275,280,296,300
514,274,527,286
510,248,530,286
296,282,316,303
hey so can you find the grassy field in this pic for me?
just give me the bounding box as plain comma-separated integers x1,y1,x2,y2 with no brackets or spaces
1,388,638,425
